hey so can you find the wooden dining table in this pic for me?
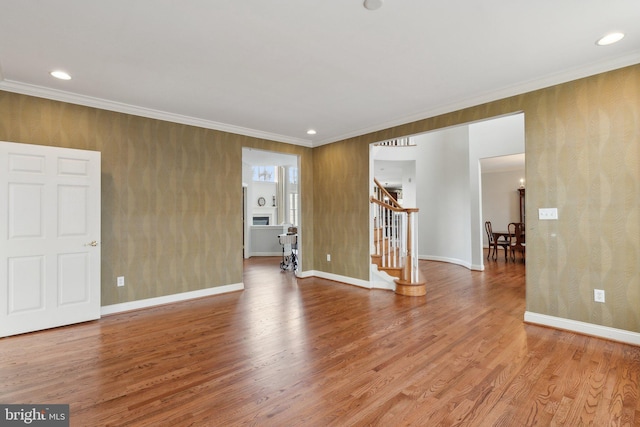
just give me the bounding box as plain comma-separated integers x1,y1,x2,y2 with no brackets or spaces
492,231,511,242
492,230,525,241
492,229,525,260
491,231,511,260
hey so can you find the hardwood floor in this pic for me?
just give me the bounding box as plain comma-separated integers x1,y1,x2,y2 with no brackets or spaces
1,254,640,426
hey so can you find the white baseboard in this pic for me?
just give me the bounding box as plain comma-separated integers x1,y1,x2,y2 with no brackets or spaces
524,311,640,346
249,252,281,257
300,270,371,289
301,268,394,291
295,270,314,279
419,255,472,270
419,255,485,271
470,263,484,271
101,283,244,316
370,264,396,291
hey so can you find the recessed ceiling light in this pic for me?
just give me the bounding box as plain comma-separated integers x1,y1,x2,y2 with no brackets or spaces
596,32,625,46
307,129,317,135
50,70,72,80
363,0,383,10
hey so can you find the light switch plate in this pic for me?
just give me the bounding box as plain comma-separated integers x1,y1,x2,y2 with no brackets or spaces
539,208,558,220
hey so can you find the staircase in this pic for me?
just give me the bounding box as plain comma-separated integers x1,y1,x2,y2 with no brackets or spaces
371,178,426,296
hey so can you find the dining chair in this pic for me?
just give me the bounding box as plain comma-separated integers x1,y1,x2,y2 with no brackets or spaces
508,222,526,262
485,221,509,261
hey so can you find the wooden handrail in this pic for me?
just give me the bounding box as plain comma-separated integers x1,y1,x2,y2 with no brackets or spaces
370,197,418,214
373,178,402,209
369,196,404,213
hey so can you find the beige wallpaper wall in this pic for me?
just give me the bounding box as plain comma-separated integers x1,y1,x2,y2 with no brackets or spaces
312,140,370,278
0,92,312,306
1,62,638,333
315,63,640,333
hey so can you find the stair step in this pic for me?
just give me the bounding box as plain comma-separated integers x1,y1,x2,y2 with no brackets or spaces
378,265,403,279
371,254,381,267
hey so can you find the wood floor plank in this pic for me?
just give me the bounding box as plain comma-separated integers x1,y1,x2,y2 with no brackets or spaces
1,253,640,426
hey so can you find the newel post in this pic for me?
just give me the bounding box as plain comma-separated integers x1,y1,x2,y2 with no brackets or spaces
404,210,413,282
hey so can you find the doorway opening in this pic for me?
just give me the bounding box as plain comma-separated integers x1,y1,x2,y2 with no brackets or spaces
369,112,525,285
480,153,525,264
242,148,301,271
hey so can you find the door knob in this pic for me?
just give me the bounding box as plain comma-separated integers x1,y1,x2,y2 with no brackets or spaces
85,241,99,247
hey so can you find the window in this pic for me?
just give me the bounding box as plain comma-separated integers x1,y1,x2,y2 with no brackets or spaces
288,167,298,184
289,193,299,226
252,166,276,182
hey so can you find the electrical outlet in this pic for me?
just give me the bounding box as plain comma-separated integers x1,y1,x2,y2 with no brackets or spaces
117,276,125,287
594,289,605,303
327,254,331,262
539,208,558,220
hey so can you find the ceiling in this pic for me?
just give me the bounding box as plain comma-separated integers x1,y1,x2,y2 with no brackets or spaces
1,1,638,148
374,160,414,189
480,154,525,174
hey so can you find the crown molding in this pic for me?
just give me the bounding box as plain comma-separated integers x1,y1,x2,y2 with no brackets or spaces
2,53,639,149
313,53,640,147
0,80,314,148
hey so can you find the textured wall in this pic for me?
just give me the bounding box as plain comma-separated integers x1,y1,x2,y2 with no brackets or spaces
313,140,369,278
314,63,640,332
0,92,312,306
1,62,638,333
524,68,640,331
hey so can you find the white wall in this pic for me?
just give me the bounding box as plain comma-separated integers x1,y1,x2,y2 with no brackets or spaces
401,162,416,207
283,166,299,226
415,126,472,267
412,113,524,270
469,113,525,268
372,146,417,207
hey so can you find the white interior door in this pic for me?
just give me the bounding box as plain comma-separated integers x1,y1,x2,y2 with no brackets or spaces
0,141,101,337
